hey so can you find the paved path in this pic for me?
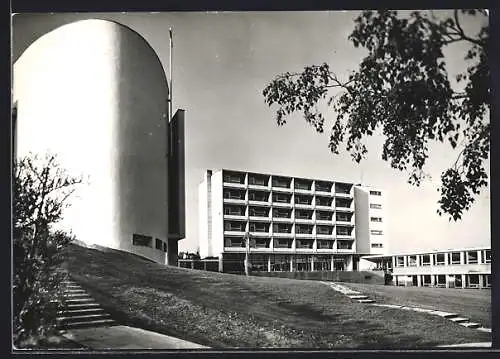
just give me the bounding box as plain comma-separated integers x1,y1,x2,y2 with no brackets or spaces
62,325,209,349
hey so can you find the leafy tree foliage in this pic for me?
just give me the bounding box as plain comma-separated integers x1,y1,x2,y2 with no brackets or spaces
13,153,82,348
263,9,489,221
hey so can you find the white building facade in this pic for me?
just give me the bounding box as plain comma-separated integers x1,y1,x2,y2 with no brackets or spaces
13,19,185,265
198,169,387,273
362,247,491,289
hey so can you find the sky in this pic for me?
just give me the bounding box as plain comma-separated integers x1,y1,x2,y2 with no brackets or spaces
12,11,490,254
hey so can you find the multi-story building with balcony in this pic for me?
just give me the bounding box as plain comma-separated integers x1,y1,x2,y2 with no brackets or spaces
361,247,491,289
198,169,387,273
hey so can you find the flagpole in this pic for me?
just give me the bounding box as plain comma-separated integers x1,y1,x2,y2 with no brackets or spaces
169,27,173,123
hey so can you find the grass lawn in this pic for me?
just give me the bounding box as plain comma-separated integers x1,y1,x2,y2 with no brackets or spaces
64,244,491,349
341,282,491,328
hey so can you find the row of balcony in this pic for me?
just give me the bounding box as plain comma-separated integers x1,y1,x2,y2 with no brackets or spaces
222,194,354,210
222,170,354,195
223,236,355,251
223,226,355,238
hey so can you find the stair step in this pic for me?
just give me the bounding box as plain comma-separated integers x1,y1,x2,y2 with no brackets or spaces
57,313,112,322
64,298,97,304
477,327,492,333
358,299,375,303
64,293,92,299
66,302,100,309
460,322,481,329
449,317,470,323
58,308,105,316
430,311,458,318
62,319,116,329
348,295,368,299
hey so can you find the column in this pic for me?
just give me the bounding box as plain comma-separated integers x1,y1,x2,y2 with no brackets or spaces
311,256,315,272
218,256,224,272
417,275,422,287
403,256,408,268
444,252,449,266
268,255,271,272
290,255,294,272
391,256,396,270
331,255,335,272
479,274,484,289
461,274,466,288
460,251,465,265
477,250,482,264
430,274,435,287
445,275,450,288
416,255,420,267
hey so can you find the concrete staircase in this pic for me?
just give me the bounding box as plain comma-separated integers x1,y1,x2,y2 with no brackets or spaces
57,279,117,330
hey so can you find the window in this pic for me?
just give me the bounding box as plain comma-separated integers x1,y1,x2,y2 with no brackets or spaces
317,226,333,235
318,240,333,249
396,256,405,267
436,275,446,287
248,175,267,186
483,249,491,263
370,217,382,222
255,238,270,248
484,274,491,288
296,240,313,249
225,237,243,247
449,252,461,264
336,199,351,208
370,203,382,209
295,196,312,205
163,242,167,252
223,173,244,184
155,238,163,250
296,225,313,234
422,275,432,286
224,190,244,200
295,210,312,219
273,194,290,203
421,254,431,266
434,253,445,265
249,207,268,217
317,211,333,220
274,238,292,248
337,241,353,250
249,191,268,202
273,223,292,233
224,205,244,216
133,234,152,247
249,223,268,232
273,208,291,218
466,251,478,264
316,197,332,206
316,182,332,192
370,230,383,235
272,178,290,188
336,213,351,222
336,226,352,236
370,190,382,196
371,243,383,248
335,183,351,194
467,274,480,287
224,222,245,231
408,255,417,266
294,181,311,190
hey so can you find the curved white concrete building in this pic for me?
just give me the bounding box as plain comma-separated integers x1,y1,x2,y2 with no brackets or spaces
13,19,183,264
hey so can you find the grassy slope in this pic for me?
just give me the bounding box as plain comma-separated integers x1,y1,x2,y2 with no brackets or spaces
64,244,490,349
341,282,491,327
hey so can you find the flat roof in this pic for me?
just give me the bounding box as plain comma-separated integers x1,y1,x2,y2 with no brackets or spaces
208,168,383,191
362,246,491,261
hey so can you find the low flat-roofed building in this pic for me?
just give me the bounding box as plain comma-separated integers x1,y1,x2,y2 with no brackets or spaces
361,246,491,289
